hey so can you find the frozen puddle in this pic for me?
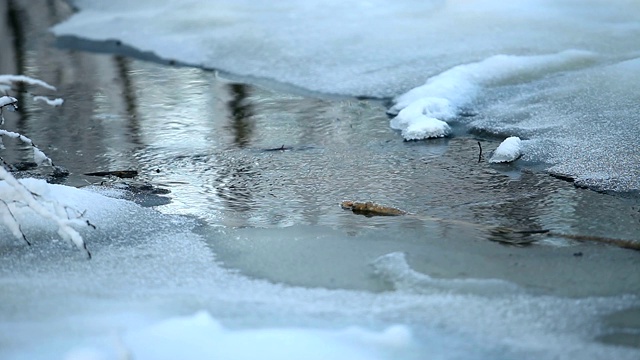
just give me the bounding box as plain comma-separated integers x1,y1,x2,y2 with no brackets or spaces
0,182,638,359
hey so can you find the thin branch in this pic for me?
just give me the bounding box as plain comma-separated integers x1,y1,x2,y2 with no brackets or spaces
0,198,30,246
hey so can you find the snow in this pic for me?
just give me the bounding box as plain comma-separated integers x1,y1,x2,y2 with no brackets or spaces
489,137,522,163
0,74,57,92
0,175,91,256
389,97,454,140
33,96,64,106
0,95,17,108
389,51,595,115
67,311,412,360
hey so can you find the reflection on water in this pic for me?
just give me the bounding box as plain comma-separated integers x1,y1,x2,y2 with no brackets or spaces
3,50,640,241
0,0,638,288
226,83,255,148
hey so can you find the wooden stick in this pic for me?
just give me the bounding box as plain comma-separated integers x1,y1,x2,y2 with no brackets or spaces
341,201,640,251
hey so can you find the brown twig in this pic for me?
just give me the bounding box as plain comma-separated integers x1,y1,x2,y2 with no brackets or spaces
341,200,640,251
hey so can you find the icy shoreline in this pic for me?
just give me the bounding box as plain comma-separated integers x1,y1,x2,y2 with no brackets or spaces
1,1,640,359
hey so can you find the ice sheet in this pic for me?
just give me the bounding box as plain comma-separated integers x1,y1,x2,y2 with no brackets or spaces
52,0,640,98
1,182,639,359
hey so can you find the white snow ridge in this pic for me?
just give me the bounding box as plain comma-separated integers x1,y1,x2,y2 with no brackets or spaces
489,136,522,163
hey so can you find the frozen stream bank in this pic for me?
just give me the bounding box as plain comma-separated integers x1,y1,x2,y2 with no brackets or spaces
0,1,639,359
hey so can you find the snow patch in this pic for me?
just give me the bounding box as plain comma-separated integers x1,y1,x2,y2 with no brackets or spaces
0,95,18,108
489,136,523,163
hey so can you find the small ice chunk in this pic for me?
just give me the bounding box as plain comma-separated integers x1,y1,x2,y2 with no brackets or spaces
489,136,522,163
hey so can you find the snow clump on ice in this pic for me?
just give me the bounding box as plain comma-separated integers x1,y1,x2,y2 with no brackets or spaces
489,136,522,163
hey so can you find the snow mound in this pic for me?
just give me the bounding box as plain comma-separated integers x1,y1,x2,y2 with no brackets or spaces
66,311,413,360
389,97,454,140
489,136,522,163
394,116,451,140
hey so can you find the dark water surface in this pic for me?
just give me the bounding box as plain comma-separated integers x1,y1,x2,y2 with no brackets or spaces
2,0,640,351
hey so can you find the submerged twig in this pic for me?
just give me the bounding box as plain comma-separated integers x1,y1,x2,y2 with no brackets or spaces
84,170,138,179
548,232,640,251
340,200,640,251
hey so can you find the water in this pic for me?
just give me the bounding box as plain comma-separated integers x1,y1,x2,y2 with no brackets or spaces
1,1,640,359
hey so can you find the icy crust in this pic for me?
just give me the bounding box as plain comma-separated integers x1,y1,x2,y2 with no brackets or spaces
489,137,522,163
372,252,520,295
469,56,640,192
387,50,595,140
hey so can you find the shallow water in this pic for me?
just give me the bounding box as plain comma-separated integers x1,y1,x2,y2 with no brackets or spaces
1,1,640,359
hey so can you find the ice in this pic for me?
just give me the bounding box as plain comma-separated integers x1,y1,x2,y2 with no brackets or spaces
471,57,640,191
489,137,522,163
0,74,57,92
371,252,521,295
1,186,639,359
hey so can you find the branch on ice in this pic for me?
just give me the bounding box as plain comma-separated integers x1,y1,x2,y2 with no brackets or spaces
0,74,92,258
33,96,64,107
0,167,93,258
0,74,64,107
0,129,53,166
0,74,57,92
